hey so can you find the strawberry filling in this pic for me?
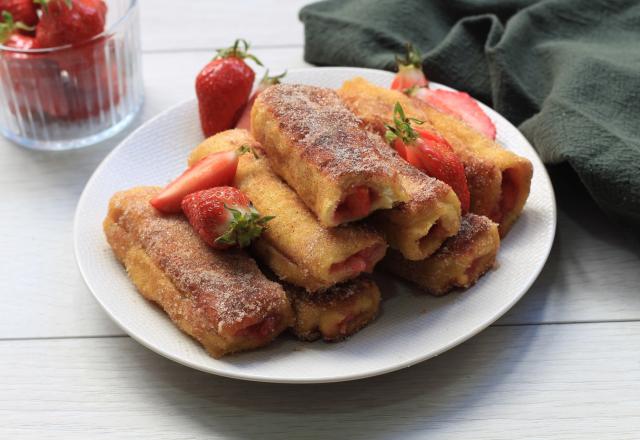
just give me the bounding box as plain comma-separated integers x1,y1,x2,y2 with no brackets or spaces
337,312,365,337
233,315,280,340
334,186,377,223
330,243,386,275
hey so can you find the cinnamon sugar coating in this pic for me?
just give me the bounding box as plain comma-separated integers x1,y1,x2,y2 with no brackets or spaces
104,186,293,357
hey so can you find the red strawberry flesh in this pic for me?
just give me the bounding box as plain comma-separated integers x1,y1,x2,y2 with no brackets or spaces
391,66,428,91
329,243,386,275
334,186,374,223
414,128,471,212
150,150,240,214
0,0,38,28
414,88,496,139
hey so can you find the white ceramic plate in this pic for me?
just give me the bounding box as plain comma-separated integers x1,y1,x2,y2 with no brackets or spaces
74,67,556,383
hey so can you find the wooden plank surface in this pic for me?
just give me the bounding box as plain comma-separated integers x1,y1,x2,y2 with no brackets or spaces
139,0,313,52
2,322,639,439
1,0,639,437
0,49,309,339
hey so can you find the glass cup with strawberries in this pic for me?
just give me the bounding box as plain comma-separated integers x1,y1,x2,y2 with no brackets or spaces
0,0,143,150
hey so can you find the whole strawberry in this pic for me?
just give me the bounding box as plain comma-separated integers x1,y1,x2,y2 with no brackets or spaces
196,39,262,137
0,0,38,28
391,43,428,92
181,186,273,250
0,10,36,48
34,0,107,48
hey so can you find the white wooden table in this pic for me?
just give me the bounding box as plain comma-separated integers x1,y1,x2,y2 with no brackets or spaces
2,1,639,438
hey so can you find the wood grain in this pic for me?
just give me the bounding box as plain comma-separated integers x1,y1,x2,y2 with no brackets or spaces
1,0,639,436
139,0,314,52
2,323,639,439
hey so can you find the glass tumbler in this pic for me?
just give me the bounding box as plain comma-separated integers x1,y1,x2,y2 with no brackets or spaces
0,0,143,150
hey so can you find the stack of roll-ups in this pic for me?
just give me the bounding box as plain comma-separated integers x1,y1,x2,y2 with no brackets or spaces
104,81,532,358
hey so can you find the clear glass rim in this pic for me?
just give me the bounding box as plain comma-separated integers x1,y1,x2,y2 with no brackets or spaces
0,0,138,54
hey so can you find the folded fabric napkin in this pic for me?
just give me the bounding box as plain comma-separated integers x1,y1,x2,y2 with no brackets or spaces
300,0,640,226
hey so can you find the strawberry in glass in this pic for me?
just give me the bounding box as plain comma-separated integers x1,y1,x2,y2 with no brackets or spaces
0,9,34,47
0,0,38,27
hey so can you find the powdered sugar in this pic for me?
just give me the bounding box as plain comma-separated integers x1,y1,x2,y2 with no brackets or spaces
114,187,289,334
438,214,494,255
259,84,398,179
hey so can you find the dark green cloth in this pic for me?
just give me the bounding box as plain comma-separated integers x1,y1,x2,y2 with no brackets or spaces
300,0,640,226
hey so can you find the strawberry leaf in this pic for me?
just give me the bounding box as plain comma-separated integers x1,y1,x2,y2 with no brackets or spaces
215,38,263,66
395,42,422,70
236,144,257,158
384,102,424,145
215,203,274,248
0,11,34,45
259,69,287,87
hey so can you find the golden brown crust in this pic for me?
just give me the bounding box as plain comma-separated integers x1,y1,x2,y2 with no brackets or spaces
382,214,500,296
285,278,381,342
252,84,408,227
103,186,294,358
338,77,533,236
189,129,387,293
367,139,462,260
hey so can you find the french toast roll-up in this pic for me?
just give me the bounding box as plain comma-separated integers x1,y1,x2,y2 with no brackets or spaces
285,277,381,342
370,143,461,260
250,83,408,227
382,214,500,296
103,187,294,358
338,77,533,237
189,129,388,293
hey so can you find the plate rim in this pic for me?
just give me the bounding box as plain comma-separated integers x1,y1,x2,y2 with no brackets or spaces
74,66,557,383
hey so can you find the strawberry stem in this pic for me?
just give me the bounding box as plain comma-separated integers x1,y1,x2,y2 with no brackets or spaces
259,69,287,87
33,0,73,14
395,42,422,70
384,102,425,145
215,38,263,66
236,144,258,158
0,11,34,45
215,204,274,247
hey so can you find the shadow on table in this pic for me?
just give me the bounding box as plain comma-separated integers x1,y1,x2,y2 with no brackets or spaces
548,164,640,252
498,164,640,325
138,323,540,439
3,109,143,199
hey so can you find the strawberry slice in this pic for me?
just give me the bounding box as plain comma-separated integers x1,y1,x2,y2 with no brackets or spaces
181,186,273,250
414,128,470,212
150,146,250,214
385,102,470,212
412,88,496,140
390,43,428,92
235,70,286,131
